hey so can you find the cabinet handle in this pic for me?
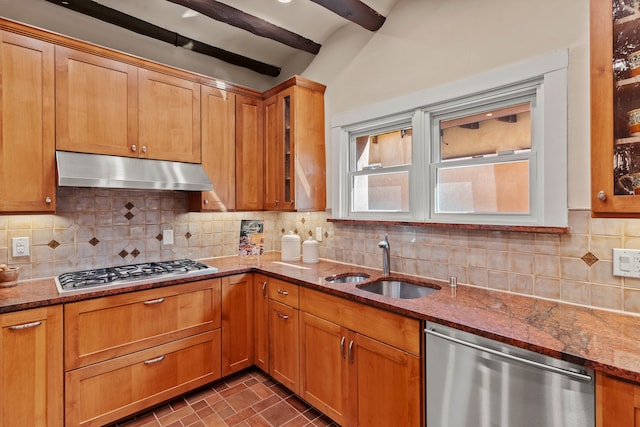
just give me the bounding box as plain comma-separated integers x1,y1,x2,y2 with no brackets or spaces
143,355,165,365
143,298,165,305
348,340,354,364
277,313,289,320
45,196,52,204
597,190,607,201
275,199,279,205
290,199,295,205
142,146,147,153
204,199,209,205
131,144,137,152
276,289,289,296
340,336,346,359
8,321,42,330
261,281,267,298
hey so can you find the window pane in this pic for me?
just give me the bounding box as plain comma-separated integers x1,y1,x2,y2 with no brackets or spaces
440,103,531,161
436,161,529,213
355,128,412,171
352,172,409,212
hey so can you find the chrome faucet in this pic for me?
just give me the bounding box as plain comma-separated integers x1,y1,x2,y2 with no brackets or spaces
378,235,390,276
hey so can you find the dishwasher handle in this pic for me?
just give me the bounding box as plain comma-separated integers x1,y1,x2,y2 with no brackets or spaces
425,327,593,383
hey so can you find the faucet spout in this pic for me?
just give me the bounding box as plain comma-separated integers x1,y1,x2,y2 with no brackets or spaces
378,235,390,276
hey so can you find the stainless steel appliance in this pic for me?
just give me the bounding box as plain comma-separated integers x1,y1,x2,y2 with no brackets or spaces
425,322,594,427
55,259,218,293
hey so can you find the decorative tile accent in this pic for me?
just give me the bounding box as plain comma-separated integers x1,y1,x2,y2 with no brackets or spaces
89,237,100,246
581,252,599,266
301,217,306,224
125,202,134,210
156,233,163,242
124,212,134,220
131,249,140,258
119,249,129,258
185,232,192,239
324,231,329,239
48,240,60,249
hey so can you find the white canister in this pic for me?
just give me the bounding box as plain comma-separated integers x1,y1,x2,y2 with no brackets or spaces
281,231,301,261
302,237,319,263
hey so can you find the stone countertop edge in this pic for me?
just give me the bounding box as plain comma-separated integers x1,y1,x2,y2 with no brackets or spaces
1,253,638,383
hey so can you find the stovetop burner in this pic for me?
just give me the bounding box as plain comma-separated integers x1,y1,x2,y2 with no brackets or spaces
55,259,218,293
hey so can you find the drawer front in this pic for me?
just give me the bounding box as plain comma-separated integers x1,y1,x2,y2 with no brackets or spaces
65,330,221,427
269,278,299,308
299,287,421,355
65,279,221,369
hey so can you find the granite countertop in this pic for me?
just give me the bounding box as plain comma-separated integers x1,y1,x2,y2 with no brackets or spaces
1,253,639,383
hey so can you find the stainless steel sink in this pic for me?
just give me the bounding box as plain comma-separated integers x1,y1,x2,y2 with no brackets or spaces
325,273,370,283
358,279,440,299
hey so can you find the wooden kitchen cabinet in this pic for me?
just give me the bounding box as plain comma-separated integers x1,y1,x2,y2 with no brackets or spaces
591,0,640,215
236,94,264,210
0,306,63,427
64,280,221,426
263,76,326,211
596,371,640,426
254,274,269,372
190,86,236,211
268,278,300,393
0,31,55,213
138,68,201,163
299,287,422,427
222,274,255,376
55,45,138,158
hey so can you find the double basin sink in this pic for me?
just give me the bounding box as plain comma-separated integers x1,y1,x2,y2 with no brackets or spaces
324,272,440,299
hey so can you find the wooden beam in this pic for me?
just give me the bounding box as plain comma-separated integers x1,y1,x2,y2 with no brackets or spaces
167,0,321,55
310,0,386,31
44,0,281,76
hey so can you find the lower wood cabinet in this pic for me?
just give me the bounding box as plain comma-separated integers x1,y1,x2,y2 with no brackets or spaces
222,274,255,375
254,274,269,372
0,306,63,427
597,371,640,426
299,287,422,427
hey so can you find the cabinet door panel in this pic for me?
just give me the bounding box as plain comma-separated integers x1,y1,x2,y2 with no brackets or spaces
55,46,138,157
350,333,422,427
236,94,264,210
139,69,201,163
0,31,55,212
254,275,269,372
1,306,63,427
299,312,348,425
222,274,254,375
263,94,282,210
269,300,299,393
596,371,640,427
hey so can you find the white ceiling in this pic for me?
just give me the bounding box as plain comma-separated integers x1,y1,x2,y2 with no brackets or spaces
94,0,400,76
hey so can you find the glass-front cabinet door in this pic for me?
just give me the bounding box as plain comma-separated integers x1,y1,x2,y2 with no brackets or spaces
592,0,640,214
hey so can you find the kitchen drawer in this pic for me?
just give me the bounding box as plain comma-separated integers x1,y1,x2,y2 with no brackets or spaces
299,287,420,355
64,279,221,370
65,330,220,427
269,278,299,308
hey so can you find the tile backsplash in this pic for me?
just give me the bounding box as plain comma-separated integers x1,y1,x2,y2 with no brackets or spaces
2,188,640,315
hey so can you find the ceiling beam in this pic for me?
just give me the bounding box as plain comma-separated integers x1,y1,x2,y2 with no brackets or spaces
167,0,321,55
310,0,386,31
44,0,281,76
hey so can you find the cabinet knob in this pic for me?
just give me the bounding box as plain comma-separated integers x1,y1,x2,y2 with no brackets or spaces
131,145,137,152
597,191,607,201
290,199,294,205
275,199,279,205
204,199,209,205
45,196,52,204
142,146,147,153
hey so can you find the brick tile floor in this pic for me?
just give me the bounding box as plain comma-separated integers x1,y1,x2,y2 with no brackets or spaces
108,368,340,427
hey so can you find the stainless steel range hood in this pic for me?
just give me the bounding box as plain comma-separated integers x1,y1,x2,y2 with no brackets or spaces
56,151,213,191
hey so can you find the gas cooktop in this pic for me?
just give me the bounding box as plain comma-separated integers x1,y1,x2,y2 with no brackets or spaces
55,259,218,294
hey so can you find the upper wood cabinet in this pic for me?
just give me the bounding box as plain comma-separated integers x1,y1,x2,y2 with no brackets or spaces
236,94,264,211
138,69,201,163
190,86,236,211
591,0,640,215
0,306,63,427
263,76,326,212
0,31,55,213
55,46,139,158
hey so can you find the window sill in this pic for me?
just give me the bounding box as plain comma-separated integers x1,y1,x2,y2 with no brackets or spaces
326,218,570,234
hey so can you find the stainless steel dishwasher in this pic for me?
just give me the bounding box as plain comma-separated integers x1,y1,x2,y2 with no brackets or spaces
425,322,594,427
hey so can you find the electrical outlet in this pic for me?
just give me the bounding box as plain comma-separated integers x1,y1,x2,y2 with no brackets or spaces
613,248,640,277
12,237,30,257
162,229,174,246
316,227,323,242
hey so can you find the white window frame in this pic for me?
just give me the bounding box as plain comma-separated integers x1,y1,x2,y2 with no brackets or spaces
331,50,568,227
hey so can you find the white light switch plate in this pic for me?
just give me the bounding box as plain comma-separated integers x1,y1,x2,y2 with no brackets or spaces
162,229,174,246
12,237,30,257
613,248,640,277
